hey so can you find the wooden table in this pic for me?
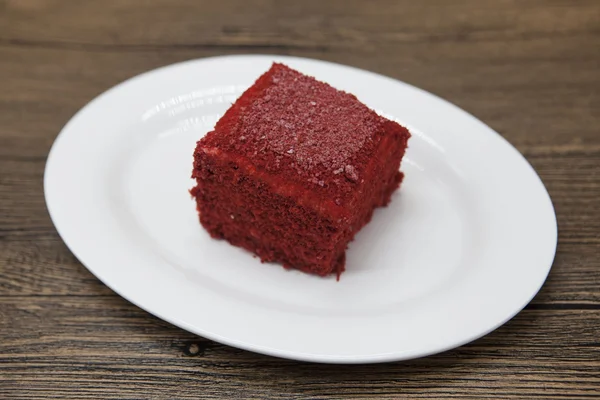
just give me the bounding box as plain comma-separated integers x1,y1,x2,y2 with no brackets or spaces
1,1,599,398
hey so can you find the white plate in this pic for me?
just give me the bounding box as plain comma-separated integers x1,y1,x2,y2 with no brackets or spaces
45,55,557,363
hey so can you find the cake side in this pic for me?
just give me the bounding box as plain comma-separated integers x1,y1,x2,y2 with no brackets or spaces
191,147,349,276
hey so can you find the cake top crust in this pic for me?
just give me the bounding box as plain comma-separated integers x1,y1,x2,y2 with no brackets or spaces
201,63,405,202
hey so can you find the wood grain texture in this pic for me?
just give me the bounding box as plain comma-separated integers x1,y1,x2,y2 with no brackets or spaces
0,0,599,398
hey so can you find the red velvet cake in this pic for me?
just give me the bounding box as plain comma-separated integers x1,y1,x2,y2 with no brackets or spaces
191,63,410,278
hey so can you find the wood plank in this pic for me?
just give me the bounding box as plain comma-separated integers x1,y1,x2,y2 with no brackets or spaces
1,0,599,47
0,296,599,399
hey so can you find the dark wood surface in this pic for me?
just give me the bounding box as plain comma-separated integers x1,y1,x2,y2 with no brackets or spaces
1,1,599,398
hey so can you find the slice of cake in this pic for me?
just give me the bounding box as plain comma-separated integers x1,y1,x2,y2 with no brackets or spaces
191,63,410,278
